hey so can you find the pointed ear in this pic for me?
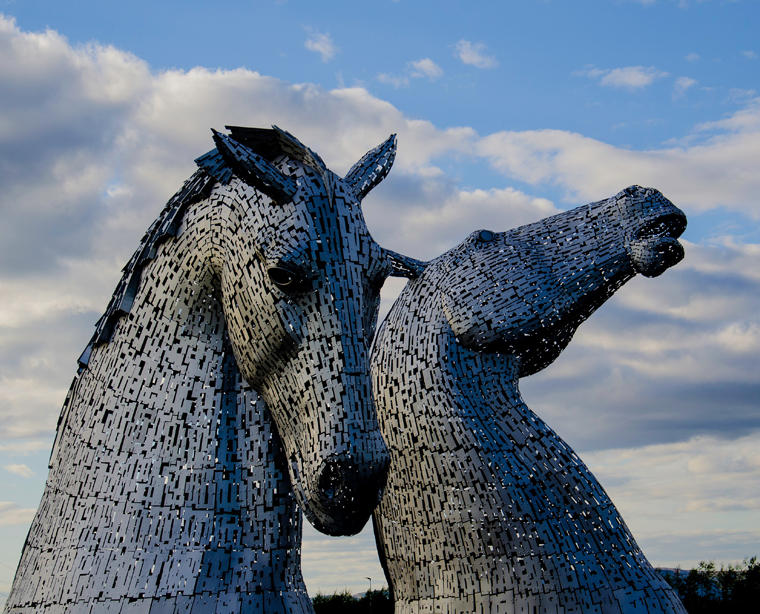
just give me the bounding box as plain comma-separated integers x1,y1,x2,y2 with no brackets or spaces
271,125,327,172
195,148,234,185
211,129,298,203
344,134,396,199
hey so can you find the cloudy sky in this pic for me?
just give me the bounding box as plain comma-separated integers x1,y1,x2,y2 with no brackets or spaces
1,0,759,603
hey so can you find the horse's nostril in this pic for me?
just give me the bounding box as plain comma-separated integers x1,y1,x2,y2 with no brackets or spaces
318,459,344,500
635,213,687,241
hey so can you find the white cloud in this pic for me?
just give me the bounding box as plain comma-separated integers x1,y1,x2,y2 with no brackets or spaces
695,96,760,133
577,65,670,90
2,12,760,447
0,441,51,454
408,58,443,80
366,185,557,260
376,72,409,88
4,464,34,478
519,235,760,463
601,66,670,89
304,28,339,62
475,104,760,215
454,40,498,69
302,522,386,594
673,76,698,99
742,50,757,60
685,53,700,62
581,433,760,567
0,502,36,526
728,88,757,102
377,58,443,88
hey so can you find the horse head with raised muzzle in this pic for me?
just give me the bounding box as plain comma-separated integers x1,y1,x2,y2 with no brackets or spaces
441,185,687,375
371,185,688,613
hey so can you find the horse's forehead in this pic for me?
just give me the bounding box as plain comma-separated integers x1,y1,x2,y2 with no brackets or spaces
248,167,384,273
294,171,374,239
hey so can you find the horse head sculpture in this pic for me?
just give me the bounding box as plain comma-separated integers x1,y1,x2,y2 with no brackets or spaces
197,126,407,535
5,127,422,614
371,186,688,613
440,185,686,374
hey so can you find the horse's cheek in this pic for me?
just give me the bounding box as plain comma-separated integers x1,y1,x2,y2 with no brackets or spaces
220,287,269,384
276,300,305,348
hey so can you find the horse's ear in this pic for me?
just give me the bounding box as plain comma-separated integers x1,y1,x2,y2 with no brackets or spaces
271,125,327,172
195,148,234,185
211,129,298,203
344,134,397,200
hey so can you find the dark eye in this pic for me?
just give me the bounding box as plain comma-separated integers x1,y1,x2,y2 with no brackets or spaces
268,267,298,290
477,229,495,242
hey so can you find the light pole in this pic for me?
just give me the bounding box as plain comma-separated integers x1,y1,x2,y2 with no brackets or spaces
365,577,372,594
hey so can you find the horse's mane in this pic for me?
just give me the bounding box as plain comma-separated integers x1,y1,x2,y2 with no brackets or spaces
77,126,315,369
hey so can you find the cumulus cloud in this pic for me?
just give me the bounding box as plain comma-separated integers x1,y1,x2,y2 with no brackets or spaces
302,522,385,595
366,184,557,260
742,50,757,60
0,502,36,526
728,88,757,102
577,65,670,90
454,40,498,69
4,464,34,478
673,76,698,99
304,28,339,62
523,238,760,452
696,97,760,134
377,57,443,88
0,441,51,454
408,58,443,80
475,109,760,215
376,72,409,88
582,432,760,567
685,53,700,62
2,11,760,451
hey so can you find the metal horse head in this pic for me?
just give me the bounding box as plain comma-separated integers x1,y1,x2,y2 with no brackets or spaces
371,186,688,613
195,126,415,535
440,185,687,375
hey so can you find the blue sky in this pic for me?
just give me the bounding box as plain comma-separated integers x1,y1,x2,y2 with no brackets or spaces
9,0,760,152
0,0,759,603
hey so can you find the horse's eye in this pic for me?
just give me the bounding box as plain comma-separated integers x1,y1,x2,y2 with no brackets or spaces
268,267,297,290
477,229,495,243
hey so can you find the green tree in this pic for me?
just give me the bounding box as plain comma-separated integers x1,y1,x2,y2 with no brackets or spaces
732,556,760,611
312,586,393,614
312,589,357,614
359,587,393,613
660,556,760,614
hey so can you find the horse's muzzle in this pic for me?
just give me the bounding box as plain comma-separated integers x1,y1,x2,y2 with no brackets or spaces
308,450,390,536
628,209,687,278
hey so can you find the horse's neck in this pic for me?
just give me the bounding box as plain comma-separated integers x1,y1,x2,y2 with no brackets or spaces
35,195,309,605
52,198,222,466
83,198,221,407
378,293,614,538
